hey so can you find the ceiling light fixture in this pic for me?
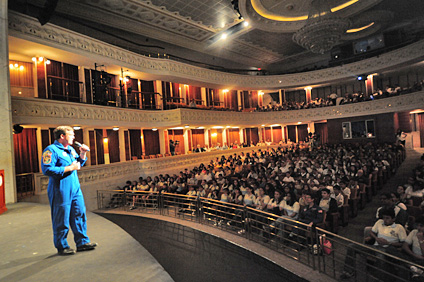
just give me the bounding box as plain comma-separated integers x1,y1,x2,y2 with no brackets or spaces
293,0,350,54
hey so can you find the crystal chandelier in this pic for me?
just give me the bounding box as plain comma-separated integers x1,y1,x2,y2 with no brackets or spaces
293,0,350,54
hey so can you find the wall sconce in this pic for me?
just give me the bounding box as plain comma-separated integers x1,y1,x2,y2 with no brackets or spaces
112,127,119,131
73,126,81,130
103,138,109,143
152,128,158,131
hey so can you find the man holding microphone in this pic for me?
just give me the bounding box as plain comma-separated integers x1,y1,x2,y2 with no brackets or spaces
41,126,97,255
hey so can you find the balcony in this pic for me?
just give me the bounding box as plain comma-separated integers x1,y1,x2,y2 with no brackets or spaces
12,90,424,128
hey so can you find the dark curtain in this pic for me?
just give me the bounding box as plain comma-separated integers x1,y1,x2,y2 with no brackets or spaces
245,128,259,145
89,130,97,165
172,83,180,97
95,129,105,165
13,128,39,174
315,123,328,145
70,129,84,152
251,91,258,108
143,130,160,156
124,130,130,160
287,125,297,143
297,124,309,143
419,114,424,147
243,91,250,109
141,80,156,109
129,129,142,159
106,129,120,163
41,129,50,151
191,129,205,148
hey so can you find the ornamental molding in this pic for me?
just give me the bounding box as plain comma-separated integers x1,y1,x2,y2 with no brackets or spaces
11,97,182,128
12,91,424,128
8,11,424,90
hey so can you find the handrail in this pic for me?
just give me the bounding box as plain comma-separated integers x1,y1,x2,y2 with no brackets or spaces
97,189,424,281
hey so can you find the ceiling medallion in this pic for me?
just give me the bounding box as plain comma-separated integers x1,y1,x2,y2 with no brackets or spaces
293,0,350,54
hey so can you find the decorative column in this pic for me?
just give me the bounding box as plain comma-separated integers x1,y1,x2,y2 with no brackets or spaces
258,126,263,142
222,128,228,146
239,128,244,144
183,129,190,153
0,2,17,204
118,128,126,162
158,129,166,156
237,90,242,111
365,74,374,97
304,87,312,103
204,129,210,149
279,89,283,104
201,87,207,106
154,80,163,110
78,66,86,103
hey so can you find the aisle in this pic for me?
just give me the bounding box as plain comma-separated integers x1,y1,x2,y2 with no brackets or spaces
338,148,424,243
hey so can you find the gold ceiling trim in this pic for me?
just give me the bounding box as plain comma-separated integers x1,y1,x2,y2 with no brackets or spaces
250,0,358,22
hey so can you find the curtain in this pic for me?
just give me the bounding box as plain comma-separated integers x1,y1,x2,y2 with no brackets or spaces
9,60,34,87
89,130,97,165
287,125,297,142
95,129,105,165
143,130,160,156
13,128,39,174
124,130,130,160
168,130,185,154
106,129,120,163
227,129,240,145
315,123,328,145
264,127,272,143
210,129,223,147
245,128,259,145
129,129,142,159
419,114,424,147
172,83,180,97
243,91,250,109
272,126,282,143
251,91,258,108
191,129,205,148
297,124,309,143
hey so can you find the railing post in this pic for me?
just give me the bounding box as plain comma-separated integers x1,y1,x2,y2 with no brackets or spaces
123,190,127,210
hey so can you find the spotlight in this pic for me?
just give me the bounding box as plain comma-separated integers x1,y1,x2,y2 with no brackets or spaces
112,127,119,131
152,128,158,131
220,33,227,40
73,126,81,130
243,21,249,27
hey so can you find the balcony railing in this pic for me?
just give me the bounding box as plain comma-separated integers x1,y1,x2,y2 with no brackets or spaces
97,190,424,281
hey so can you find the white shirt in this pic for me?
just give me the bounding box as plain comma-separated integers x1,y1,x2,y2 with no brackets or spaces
282,201,300,219
405,229,424,256
371,219,407,247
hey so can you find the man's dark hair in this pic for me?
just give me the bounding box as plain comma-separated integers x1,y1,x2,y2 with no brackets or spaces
379,207,396,219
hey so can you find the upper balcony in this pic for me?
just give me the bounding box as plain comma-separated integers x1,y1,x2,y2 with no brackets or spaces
12,90,424,128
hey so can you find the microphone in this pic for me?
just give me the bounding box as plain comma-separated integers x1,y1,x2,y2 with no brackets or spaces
74,141,90,151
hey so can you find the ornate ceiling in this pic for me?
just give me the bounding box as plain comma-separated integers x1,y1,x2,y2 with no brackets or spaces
8,0,424,73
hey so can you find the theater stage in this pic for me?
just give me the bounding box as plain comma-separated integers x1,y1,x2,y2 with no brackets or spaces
0,203,173,282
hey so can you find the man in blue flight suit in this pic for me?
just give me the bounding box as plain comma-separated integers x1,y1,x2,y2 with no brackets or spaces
41,126,97,255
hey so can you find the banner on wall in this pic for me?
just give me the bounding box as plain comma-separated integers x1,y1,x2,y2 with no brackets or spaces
0,170,7,215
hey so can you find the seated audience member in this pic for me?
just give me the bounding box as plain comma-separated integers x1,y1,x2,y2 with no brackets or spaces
403,216,424,264
266,189,284,215
298,192,324,228
189,99,197,108
319,188,338,213
376,193,409,226
333,185,345,208
340,208,407,279
194,144,206,153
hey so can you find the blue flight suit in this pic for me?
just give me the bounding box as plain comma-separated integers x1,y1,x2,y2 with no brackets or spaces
41,140,90,250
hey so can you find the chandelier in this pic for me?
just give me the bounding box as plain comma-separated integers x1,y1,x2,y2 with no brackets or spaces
293,0,350,54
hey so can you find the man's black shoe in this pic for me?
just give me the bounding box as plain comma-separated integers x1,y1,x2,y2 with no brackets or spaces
58,247,76,255
77,242,98,252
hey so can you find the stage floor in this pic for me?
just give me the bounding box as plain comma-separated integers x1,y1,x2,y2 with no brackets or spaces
0,202,173,282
